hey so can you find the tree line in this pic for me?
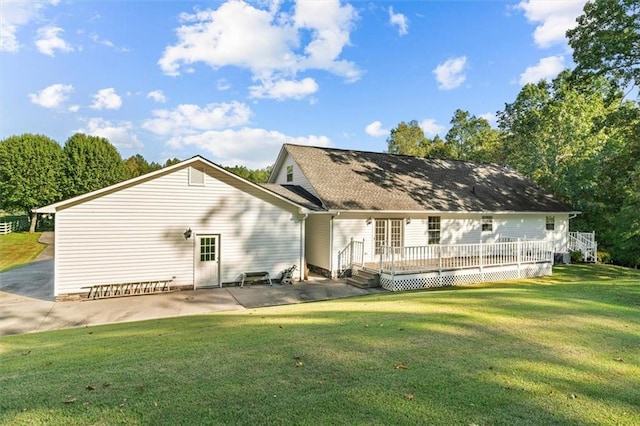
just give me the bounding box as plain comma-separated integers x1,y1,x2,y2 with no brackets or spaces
386,0,639,267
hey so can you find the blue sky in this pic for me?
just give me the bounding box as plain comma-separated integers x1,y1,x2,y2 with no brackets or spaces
0,0,588,168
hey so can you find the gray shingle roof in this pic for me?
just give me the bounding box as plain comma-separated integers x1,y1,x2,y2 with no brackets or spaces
284,144,573,212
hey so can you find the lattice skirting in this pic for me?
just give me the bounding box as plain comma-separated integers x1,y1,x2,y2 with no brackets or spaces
380,262,552,291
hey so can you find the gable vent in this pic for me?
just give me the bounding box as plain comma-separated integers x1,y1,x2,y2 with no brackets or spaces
189,166,205,186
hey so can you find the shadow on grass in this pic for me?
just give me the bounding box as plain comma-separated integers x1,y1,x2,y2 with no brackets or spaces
2,266,639,425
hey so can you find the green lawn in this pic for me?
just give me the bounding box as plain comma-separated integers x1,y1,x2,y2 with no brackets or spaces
1,265,639,425
0,232,46,271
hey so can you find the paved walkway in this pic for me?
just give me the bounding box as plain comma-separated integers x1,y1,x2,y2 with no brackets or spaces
0,232,382,336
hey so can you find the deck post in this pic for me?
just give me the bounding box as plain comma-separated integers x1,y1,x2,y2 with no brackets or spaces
349,237,354,269
479,241,484,281
391,246,396,276
438,244,443,286
517,239,522,278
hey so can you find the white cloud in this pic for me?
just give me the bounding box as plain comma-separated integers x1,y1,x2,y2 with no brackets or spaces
147,90,167,103
90,33,129,52
29,83,73,108
419,119,445,137
167,127,331,169
516,0,588,48
479,112,497,125
90,88,122,110
433,56,467,90
68,104,80,112
249,77,319,100
389,7,408,36
142,102,253,136
35,26,73,56
519,55,564,85
217,78,231,91
158,0,360,100
77,117,142,149
365,121,388,138
0,0,58,52
142,100,330,167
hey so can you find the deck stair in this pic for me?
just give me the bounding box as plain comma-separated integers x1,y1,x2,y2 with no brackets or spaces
346,268,380,289
569,231,598,263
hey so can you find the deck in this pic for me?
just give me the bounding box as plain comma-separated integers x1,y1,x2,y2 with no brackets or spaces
352,240,554,291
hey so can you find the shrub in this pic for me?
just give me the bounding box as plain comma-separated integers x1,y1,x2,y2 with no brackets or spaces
570,250,584,263
597,250,612,264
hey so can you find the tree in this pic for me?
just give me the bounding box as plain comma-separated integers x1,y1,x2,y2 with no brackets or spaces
0,134,65,232
422,135,456,159
164,157,181,167
226,165,273,184
567,0,640,94
62,133,126,199
124,154,162,179
386,120,429,156
445,109,503,162
498,70,616,201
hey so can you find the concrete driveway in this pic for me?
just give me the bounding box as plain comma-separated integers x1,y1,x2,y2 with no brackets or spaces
0,233,382,336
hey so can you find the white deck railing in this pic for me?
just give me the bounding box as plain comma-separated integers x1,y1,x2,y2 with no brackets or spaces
568,231,597,262
378,240,553,275
337,238,365,275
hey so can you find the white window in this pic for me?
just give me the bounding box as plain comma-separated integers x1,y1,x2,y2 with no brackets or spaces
286,165,293,182
546,216,555,231
200,237,217,262
428,216,441,244
374,219,403,254
189,166,205,186
482,216,493,232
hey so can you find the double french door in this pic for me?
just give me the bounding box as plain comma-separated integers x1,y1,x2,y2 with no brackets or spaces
374,219,403,255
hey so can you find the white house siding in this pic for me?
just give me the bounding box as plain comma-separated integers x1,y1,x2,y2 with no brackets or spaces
305,214,331,272
332,214,373,271
54,165,302,296
272,153,320,199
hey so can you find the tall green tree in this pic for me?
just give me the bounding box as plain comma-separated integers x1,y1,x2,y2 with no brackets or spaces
0,134,64,232
62,133,126,199
386,120,429,156
445,109,503,162
124,154,162,179
498,70,616,202
423,135,456,159
567,0,640,93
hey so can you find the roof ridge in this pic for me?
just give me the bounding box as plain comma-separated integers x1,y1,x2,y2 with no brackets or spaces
283,143,504,168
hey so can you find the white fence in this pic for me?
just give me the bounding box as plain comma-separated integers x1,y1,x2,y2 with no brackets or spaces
0,218,30,235
379,240,553,275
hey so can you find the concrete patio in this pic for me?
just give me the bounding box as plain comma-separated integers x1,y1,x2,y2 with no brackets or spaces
0,233,383,336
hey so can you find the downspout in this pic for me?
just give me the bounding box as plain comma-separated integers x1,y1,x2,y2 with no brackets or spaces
300,213,307,281
329,211,341,278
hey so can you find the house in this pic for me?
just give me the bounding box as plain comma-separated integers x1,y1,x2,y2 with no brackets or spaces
265,144,577,290
38,144,581,298
36,156,309,299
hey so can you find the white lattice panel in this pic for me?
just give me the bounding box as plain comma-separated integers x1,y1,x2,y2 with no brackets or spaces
381,262,552,291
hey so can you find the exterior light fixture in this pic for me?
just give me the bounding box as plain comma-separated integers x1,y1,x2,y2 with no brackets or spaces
183,228,192,239
406,217,411,225
366,217,373,225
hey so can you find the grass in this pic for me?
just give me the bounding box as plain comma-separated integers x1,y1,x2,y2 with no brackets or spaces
0,232,46,271
1,265,639,425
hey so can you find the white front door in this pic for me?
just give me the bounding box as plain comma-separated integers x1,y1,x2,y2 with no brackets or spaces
195,234,220,288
